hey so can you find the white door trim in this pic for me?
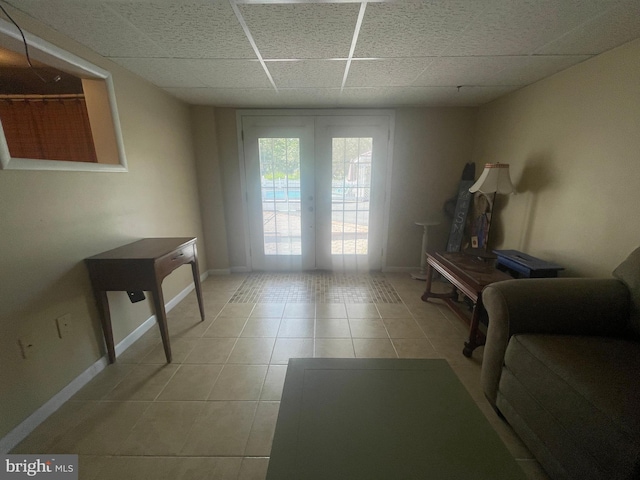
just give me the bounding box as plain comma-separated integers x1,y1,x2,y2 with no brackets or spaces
236,109,395,271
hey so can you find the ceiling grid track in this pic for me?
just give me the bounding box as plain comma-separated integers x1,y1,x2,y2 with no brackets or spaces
229,0,279,93
340,1,368,93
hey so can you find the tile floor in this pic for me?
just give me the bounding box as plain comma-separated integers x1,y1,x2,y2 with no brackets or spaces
11,273,551,480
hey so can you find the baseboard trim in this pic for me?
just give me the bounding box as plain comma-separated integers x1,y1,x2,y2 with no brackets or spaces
230,266,250,273
382,266,417,273
0,274,207,453
208,268,231,275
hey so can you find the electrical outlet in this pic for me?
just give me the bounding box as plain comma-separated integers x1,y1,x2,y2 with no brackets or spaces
18,337,36,359
56,314,72,339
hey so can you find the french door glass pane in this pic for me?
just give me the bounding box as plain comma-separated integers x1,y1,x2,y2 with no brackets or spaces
259,138,301,256
331,137,372,255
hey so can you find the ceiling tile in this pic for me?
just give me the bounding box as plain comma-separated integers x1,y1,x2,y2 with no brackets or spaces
187,59,271,88
339,86,520,107
413,55,591,87
445,0,616,56
165,87,277,106
112,58,206,87
537,0,640,55
267,60,346,89
489,55,592,85
113,58,271,89
8,0,164,57
354,1,485,58
107,0,256,58
346,58,435,87
164,87,342,108
413,57,513,86
238,3,359,59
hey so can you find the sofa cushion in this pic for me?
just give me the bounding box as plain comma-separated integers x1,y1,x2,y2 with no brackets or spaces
503,334,640,479
613,246,640,336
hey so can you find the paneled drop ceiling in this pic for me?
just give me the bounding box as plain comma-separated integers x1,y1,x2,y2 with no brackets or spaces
6,0,640,107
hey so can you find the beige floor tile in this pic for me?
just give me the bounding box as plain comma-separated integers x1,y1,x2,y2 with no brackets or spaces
346,303,381,318
93,456,169,480
209,365,268,400
315,318,350,338
277,318,315,338
106,364,178,401
270,338,314,364
11,401,99,454
416,315,468,338
261,365,287,401
314,338,355,358
167,298,201,319
53,401,150,455
204,317,248,337
375,303,412,318
382,317,426,338
404,300,447,318
245,401,280,456
183,337,236,364
218,304,255,318
238,457,270,480
242,318,281,337
117,338,161,364
78,456,109,480
118,401,204,455
181,401,257,456
228,338,276,364
251,303,285,318
168,456,242,480
202,302,227,318
71,363,136,400
157,364,222,401
450,363,485,403
167,317,213,338
140,338,198,364
348,318,389,338
283,303,315,318
315,303,347,318
392,338,439,358
352,338,397,358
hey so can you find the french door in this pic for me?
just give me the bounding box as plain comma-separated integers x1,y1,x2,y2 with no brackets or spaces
242,114,390,271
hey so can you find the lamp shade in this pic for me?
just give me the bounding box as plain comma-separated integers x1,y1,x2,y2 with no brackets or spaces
469,163,515,194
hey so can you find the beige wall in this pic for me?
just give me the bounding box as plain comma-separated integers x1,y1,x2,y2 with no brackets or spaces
473,38,640,277
386,108,478,268
191,106,230,271
0,11,205,439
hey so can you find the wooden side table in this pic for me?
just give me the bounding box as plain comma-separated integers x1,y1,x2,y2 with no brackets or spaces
85,237,205,363
421,251,512,357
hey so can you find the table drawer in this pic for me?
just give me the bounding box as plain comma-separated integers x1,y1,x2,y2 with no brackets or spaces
157,244,194,278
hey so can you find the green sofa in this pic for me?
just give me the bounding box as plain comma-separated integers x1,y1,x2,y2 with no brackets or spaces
481,247,640,480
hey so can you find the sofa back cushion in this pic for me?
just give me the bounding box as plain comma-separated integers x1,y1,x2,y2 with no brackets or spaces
613,246,640,337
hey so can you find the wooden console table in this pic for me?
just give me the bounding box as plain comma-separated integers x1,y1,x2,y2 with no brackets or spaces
421,251,511,357
85,237,205,363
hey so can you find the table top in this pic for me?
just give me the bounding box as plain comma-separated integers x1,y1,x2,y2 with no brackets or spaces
268,358,527,480
430,251,512,288
86,237,196,261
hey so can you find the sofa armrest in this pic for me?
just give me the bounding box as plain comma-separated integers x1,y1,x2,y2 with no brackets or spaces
481,278,629,406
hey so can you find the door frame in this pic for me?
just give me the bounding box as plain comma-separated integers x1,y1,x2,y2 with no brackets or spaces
236,109,396,272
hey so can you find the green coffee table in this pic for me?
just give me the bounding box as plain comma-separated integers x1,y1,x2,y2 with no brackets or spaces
267,358,527,480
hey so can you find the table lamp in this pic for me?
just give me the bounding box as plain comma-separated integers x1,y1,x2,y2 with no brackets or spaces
468,163,515,250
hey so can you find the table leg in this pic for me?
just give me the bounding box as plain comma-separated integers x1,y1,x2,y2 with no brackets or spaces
463,297,484,358
420,263,435,302
191,260,205,322
95,290,116,363
151,279,172,363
